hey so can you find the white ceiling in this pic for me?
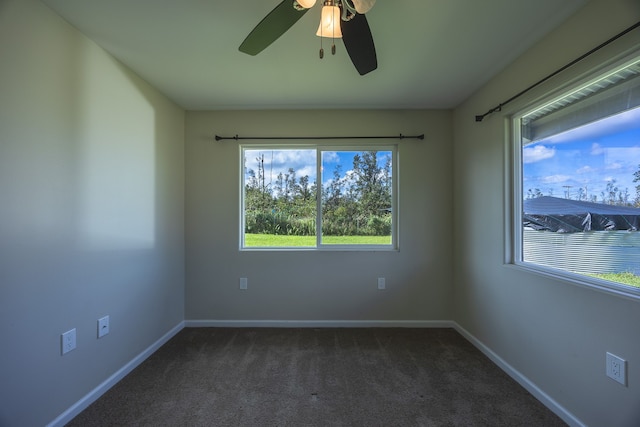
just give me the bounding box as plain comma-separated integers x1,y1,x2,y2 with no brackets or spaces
42,0,587,110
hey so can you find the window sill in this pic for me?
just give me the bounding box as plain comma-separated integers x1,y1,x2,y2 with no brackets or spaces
240,246,399,252
505,262,640,302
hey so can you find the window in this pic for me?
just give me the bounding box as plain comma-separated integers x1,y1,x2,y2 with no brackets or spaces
513,53,640,295
241,145,397,250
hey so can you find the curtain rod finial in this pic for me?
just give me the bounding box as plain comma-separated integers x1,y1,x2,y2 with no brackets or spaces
475,115,484,122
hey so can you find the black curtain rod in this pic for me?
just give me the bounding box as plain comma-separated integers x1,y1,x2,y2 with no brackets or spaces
475,20,640,122
215,134,424,141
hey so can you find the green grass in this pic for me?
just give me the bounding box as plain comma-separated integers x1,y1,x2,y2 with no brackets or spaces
244,233,391,247
245,234,315,247
322,235,391,245
586,272,640,288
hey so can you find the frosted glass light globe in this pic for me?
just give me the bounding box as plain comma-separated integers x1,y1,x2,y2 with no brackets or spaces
296,0,317,8
316,5,342,38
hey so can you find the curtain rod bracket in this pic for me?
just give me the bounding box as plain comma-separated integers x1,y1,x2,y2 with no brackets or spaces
475,105,503,122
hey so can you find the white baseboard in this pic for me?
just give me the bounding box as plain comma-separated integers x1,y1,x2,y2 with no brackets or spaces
451,322,585,427
184,319,455,328
47,321,185,427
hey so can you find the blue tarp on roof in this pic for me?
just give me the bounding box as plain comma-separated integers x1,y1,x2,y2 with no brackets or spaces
523,196,640,232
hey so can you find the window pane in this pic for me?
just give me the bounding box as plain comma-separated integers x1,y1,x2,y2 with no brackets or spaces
321,150,393,245
243,148,317,247
520,84,640,292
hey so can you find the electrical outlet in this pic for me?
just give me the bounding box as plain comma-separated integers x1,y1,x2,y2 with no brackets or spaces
240,277,248,290
61,328,76,355
377,277,386,290
606,352,627,386
98,315,110,338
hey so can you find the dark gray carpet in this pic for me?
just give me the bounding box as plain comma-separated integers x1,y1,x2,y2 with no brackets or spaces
67,328,566,426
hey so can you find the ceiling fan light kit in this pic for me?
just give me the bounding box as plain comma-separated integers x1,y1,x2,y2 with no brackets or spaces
352,0,375,14
239,0,377,75
294,0,317,9
316,1,342,38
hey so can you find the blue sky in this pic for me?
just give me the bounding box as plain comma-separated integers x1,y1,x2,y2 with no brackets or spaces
523,107,640,202
244,149,392,187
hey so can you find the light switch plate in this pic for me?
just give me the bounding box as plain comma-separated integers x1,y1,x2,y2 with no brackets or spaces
98,315,110,338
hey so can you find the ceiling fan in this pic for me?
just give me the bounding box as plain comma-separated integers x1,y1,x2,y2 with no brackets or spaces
239,0,377,75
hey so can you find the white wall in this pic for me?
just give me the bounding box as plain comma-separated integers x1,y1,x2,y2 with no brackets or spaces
185,110,453,323
0,1,185,425
452,1,640,426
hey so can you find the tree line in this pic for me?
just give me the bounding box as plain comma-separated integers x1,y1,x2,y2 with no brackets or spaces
244,151,392,236
526,164,640,208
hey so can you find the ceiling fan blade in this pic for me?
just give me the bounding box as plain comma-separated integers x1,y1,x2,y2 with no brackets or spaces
341,13,377,75
239,1,309,56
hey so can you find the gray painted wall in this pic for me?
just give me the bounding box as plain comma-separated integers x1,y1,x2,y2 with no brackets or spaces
452,1,640,426
0,1,185,425
185,110,453,322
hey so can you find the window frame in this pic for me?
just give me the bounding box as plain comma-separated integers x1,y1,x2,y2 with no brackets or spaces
240,143,399,251
509,52,640,301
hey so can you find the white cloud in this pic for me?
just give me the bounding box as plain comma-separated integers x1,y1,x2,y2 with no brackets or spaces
523,145,555,163
541,175,571,184
605,162,623,170
322,151,340,163
603,146,640,168
576,165,594,174
590,142,605,155
245,148,318,183
271,149,316,165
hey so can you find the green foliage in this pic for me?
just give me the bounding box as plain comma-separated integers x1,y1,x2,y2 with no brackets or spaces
367,215,391,236
245,150,392,239
245,211,315,236
586,272,640,288
634,164,640,207
528,168,640,206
